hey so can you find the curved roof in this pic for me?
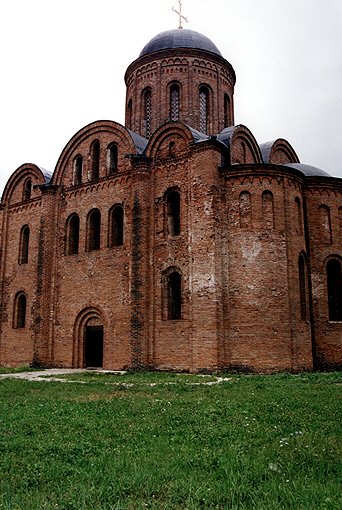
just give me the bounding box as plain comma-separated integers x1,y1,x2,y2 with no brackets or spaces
140,29,222,57
285,163,332,178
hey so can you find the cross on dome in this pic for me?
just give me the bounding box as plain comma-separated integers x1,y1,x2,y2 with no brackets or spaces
172,0,188,29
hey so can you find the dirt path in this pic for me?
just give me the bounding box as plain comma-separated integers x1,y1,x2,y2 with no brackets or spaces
0,368,123,382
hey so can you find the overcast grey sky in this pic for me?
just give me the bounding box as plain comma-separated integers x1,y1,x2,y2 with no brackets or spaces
0,0,341,194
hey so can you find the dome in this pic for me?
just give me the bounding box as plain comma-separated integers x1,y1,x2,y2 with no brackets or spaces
285,163,332,178
139,29,222,57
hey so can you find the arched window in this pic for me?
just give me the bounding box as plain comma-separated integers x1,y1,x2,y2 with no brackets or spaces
298,254,308,320
19,225,30,264
319,205,332,245
91,140,100,180
327,259,342,321
86,209,101,251
170,83,180,121
224,93,231,127
239,191,252,229
109,205,124,247
262,191,275,229
167,271,182,320
73,155,83,185
127,99,132,130
66,214,80,255
23,179,32,201
107,144,118,174
143,89,152,138
13,292,27,329
199,86,210,134
166,190,180,236
295,197,303,236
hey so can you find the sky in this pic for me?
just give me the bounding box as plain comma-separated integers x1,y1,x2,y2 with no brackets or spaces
1,0,342,194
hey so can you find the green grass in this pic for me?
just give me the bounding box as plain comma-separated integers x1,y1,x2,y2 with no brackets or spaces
0,366,39,374
0,372,341,509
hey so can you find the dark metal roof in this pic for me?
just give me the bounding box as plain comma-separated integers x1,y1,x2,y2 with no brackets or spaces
217,126,236,147
140,29,222,57
186,125,210,143
285,163,332,178
37,166,53,183
127,130,148,154
259,141,275,163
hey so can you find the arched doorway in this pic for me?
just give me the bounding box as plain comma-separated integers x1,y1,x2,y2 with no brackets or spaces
73,308,105,368
84,324,103,368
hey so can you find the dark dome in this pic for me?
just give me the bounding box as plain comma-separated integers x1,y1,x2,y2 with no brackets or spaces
285,163,332,178
140,29,222,57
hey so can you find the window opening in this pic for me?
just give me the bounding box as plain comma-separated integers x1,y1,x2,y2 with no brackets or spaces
167,190,180,236
144,89,152,138
87,209,101,251
108,144,118,174
14,293,26,329
23,179,32,201
73,156,83,185
66,214,80,255
199,86,209,134
167,272,182,320
327,259,342,321
91,141,100,180
169,141,176,157
170,84,180,121
224,94,230,127
109,205,124,246
19,225,30,264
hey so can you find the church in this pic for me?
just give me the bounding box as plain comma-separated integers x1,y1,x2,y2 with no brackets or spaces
0,24,341,372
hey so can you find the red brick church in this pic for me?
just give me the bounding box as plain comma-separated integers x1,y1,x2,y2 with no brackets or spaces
0,26,341,371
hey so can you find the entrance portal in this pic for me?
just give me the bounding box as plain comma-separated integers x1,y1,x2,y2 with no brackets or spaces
84,325,103,368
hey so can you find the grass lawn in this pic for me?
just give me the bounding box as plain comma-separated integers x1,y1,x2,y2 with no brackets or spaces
0,371,341,509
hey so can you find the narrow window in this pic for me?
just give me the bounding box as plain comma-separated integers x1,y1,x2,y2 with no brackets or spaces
295,197,303,236
170,84,180,121
143,89,152,138
23,179,32,201
107,144,118,174
87,209,101,251
239,191,252,229
166,190,180,236
199,86,209,134
262,191,275,229
338,207,342,241
19,225,30,264
73,155,83,185
109,205,124,247
240,141,247,163
169,141,176,157
327,259,342,321
224,93,231,127
127,99,132,130
319,205,332,245
168,271,182,320
298,254,308,320
66,214,80,255
14,292,27,329
91,141,100,180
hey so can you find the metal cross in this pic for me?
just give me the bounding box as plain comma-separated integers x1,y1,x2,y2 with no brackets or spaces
172,0,188,29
